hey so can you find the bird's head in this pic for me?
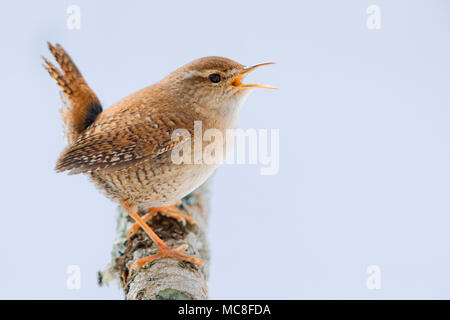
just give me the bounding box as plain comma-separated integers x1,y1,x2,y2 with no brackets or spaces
163,56,277,115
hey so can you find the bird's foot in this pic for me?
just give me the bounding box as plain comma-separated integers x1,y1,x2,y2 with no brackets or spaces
120,199,203,281
151,201,197,226
128,244,202,278
126,201,197,240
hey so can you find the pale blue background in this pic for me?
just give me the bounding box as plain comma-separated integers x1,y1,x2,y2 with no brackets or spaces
1,0,450,299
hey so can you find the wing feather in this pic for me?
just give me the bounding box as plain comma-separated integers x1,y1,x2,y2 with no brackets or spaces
55,106,191,174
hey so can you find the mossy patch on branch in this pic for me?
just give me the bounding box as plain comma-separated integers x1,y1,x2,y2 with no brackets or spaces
156,288,193,300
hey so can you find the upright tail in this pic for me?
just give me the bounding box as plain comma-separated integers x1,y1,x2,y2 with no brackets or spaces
42,42,102,143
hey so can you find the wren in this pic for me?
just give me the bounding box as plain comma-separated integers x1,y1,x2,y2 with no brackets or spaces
43,43,276,276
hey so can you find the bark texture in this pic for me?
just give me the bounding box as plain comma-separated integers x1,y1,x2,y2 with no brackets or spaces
99,180,211,300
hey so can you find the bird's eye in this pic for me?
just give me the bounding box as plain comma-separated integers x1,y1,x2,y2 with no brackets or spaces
209,73,221,83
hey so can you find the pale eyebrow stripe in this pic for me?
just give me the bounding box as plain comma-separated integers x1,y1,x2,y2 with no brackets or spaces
181,70,205,79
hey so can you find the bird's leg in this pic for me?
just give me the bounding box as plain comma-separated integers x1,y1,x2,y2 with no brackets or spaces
126,200,197,240
120,200,202,278
126,210,157,240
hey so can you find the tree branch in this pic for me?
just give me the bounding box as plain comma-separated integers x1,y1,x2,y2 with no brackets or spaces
99,179,211,300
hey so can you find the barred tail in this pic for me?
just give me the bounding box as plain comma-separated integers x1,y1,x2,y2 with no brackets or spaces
43,42,102,143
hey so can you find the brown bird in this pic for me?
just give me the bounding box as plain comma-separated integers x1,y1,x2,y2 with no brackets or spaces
43,43,275,276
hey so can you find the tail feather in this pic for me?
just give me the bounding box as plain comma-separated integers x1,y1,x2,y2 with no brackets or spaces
43,42,102,143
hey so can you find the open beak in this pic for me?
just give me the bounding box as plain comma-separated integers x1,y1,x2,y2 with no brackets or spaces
231,62,278,89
